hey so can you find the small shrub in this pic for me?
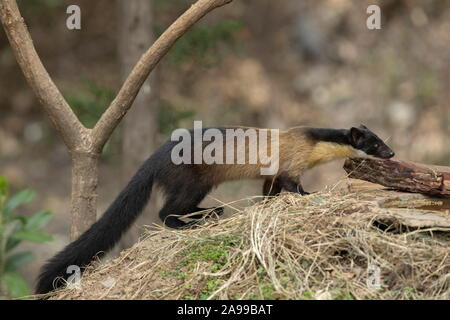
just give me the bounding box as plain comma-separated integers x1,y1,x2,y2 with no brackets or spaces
0,177,53,298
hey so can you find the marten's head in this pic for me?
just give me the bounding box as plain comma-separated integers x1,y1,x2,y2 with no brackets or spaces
349,125,395,159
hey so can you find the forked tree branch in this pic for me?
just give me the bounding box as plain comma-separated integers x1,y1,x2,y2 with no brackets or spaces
92,0,233,151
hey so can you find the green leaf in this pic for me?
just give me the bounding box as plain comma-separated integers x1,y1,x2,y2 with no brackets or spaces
10,229,53,243
0,176,8,204
5,237,21,252
25,210,53,229
7,216,27,226
4,222,26,252
4,189,35,218
5,251,35,273
2,272,30,298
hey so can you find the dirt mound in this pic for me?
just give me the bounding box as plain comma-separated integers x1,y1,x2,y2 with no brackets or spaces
47,188,449,300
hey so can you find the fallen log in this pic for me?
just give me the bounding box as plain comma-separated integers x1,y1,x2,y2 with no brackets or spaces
343,158,450,197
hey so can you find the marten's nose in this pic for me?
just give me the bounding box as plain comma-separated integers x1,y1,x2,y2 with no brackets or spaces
388,151,395,158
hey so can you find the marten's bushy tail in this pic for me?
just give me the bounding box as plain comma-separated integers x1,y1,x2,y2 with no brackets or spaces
36,158,155,294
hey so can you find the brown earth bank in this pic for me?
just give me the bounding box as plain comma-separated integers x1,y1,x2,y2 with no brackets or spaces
43,181,449,300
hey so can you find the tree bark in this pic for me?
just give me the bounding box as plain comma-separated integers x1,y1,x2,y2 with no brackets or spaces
70,152,99,240
343,158,450,197
118,0,160,249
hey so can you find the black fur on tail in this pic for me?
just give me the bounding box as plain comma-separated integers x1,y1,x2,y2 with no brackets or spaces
35,156,155,294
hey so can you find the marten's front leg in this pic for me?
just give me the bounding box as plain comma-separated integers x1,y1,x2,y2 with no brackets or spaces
263,175,309,197
263,178,282,197
295,182,310,195
278,175,309,196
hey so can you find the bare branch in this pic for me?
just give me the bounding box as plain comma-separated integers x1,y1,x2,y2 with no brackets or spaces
92,0,233,151
0,0,88,150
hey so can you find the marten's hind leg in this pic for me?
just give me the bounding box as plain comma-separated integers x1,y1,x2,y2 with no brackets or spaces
159,183,213,229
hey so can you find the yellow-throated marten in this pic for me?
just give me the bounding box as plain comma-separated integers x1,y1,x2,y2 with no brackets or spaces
36,124,394,294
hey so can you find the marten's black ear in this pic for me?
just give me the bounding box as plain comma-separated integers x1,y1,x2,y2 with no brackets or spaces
359,124,368,130
350,127,365,146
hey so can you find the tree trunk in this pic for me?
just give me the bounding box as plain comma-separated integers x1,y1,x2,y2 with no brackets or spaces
117,0,160,249
70,151,99,240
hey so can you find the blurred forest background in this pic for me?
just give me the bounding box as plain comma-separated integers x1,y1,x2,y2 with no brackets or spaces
0,0,449,291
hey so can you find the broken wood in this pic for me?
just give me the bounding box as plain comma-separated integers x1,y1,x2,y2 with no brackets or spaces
343,179,450,229
343,158,450,197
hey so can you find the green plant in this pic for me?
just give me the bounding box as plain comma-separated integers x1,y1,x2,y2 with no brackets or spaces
20,0,64,24
22,0,61,7
177,235,238,270
65,79,114,129
158,100,196,136
162,20,243,66
0,177,53,298
65,79,120,160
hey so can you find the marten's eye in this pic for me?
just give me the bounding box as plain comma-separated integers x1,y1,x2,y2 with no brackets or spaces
374,143,379,148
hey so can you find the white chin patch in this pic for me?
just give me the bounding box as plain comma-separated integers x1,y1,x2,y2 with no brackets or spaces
353,149,373,159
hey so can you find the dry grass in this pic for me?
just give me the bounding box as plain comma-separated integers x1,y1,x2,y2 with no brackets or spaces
49,189,449,300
